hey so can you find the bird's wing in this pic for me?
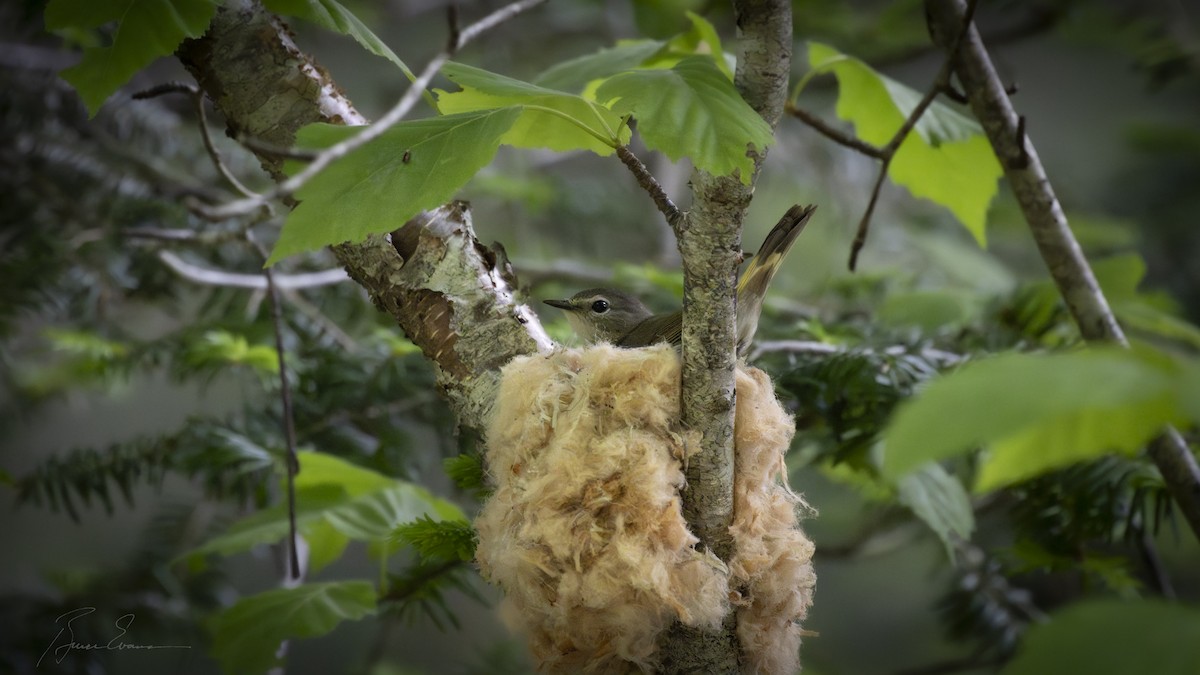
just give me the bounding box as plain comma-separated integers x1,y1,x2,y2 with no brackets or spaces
617,310,683,347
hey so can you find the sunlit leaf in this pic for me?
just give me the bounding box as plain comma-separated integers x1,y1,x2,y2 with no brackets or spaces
534,40,665,93
208,581,377,674
268,109,520,264
1002,600,1200,675
437,62,626,154
883,349,1186,489
597,56,774,183
45,0,218,116
263,0,408,71
807,42,1001,245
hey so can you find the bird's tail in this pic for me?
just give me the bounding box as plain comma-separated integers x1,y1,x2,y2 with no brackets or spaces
736,204,817,352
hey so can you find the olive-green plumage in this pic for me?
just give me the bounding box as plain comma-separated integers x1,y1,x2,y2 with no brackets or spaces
544,204,816,353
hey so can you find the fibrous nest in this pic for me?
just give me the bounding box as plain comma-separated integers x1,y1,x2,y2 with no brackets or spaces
477,344,815,673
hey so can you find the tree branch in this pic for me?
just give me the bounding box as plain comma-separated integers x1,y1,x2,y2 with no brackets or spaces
925,0,1200,543
176,0,552,434
659,1,794,671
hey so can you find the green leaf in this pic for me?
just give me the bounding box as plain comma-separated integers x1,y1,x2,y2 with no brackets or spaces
304,519,350,574
883,349,1185,489
268,108,520,264
807,42,1001,244
324,484,466,549
186,330,279,374
663,11,732,79
533,40,665,93
188,453,465,561
1002,600,1200,675
895,464,974,559
45,0,218,116
187,484,349,559
437,62,626,155
597,56,774,184
208,581,377,674
262,0,408,71
293,450,396,497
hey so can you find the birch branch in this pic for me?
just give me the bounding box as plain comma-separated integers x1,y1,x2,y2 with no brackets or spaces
925,0,1200,542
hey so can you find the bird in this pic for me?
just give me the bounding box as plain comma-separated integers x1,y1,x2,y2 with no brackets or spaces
543,203,816,354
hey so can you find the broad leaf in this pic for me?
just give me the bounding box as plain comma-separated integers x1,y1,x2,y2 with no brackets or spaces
268,108,520,264
263,0,409,72
883,349,1185,488
208,581,377,674
437,62,626,154
534,40,665,93
807,42,1001,245
188,484,348,558
304,519,350,574
45,0,218,116
896,464,974,560
1002,600,1200,675
294,450,396,497
324,484,466,550
596,56,774,184
189,452,464,560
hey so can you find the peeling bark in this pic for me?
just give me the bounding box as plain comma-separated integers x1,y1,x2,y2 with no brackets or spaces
926,0,1200,542
178,0,550,433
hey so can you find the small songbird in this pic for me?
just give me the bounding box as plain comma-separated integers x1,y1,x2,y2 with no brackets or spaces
544,204,816,354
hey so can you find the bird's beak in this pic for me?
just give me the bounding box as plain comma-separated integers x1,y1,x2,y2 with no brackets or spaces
543,299,574,310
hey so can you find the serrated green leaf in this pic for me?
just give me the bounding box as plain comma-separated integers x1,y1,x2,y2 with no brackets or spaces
807,42,1000,244
268,109,520,264
533,40,665,93
324,483,465,549
263,0,408,71
208,581,377,674
1002,600,1200,675
437,62,625,155
896,463,974,560
596,56,774,184
45,0,218,116
883,349,1185,488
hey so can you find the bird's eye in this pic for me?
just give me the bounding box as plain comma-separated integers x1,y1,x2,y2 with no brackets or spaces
590,299,609,314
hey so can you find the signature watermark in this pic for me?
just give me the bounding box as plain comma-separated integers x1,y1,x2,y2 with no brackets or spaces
37,607,192,667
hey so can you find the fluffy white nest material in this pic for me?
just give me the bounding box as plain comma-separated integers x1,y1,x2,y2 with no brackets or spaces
477,344,816,673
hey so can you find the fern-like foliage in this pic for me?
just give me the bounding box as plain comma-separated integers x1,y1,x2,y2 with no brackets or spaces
773,344,953,466
14,420,276,520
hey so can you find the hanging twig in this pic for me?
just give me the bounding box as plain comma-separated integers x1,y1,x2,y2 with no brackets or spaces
155,251,348,289
787,0,980,271
133,82,258,198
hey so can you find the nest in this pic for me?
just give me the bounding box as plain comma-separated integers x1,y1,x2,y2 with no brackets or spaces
476,345,816,673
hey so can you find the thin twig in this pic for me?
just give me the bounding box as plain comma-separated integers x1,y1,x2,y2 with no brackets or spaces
615,145,683,229
134,81,259,199
846,0,980,271
193,93,258,198
156,251,349,289
785,104,886,159
193,0,549,221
